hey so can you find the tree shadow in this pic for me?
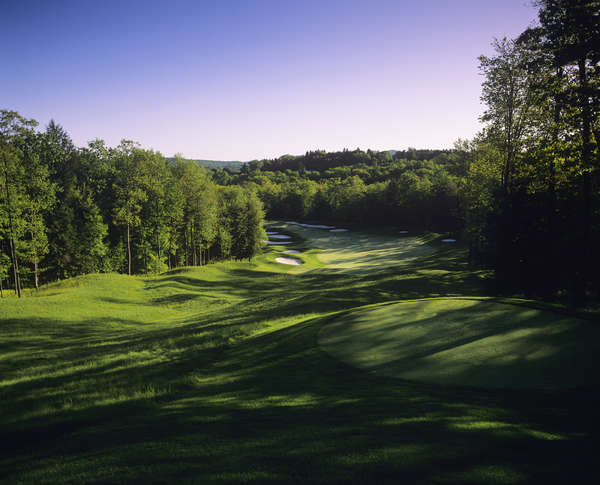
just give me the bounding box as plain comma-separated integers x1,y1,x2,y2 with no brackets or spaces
2,314,598,484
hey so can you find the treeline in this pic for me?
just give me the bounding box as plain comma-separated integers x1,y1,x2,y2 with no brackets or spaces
0,111,265,297
463,0,599,306
240,148,461,174
207,0,600,307
212,147,470,231
2,0,597,307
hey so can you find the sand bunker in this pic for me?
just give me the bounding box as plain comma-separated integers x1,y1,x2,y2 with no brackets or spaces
269,234,291,239
442,238,456,243
398,230,409,234
302,224,335,229
267,241,292,245
330,228,348,233
286,221,335,229
275,256,303,265
283,249,300,254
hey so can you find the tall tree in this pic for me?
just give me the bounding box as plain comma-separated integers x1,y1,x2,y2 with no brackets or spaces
536,0,600,305
21,131,55,289
478,38,537,193
0,110,39,296
112,141,148,275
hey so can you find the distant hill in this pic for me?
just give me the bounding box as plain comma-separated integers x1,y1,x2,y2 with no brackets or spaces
166,158,245,171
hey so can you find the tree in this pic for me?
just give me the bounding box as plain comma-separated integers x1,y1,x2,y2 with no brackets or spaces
164,162,185,270
218,187,265,261
136,149,171,273
479,38,537,193
112,141,148,275
535,0,600,306
21,131,55,290
0,110,40,297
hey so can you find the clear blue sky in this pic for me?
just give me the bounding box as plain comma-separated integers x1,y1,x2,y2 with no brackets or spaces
1,0,538,160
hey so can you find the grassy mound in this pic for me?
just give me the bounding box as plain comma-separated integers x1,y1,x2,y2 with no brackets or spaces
319,298,600,389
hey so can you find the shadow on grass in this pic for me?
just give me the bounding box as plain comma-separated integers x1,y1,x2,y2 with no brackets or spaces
1,244,598,483
1,315,599,484
319,300,600,389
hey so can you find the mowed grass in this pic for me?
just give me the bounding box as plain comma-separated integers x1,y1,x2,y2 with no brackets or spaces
272,223,439,273
319,298,600,389
0,226,599,484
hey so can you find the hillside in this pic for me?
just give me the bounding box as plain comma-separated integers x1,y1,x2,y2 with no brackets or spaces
1,225,598,484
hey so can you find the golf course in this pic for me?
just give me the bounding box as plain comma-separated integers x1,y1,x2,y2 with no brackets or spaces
1,224,598,484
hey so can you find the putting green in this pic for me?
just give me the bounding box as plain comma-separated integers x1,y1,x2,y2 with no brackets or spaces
319,298,600,389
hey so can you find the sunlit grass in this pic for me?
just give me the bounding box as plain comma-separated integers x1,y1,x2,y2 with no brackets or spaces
0,225,597,483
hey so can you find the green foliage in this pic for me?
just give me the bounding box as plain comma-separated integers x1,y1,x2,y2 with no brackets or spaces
469,0,600,305
222,151,466,232
166,156,244,171
0,116,266,291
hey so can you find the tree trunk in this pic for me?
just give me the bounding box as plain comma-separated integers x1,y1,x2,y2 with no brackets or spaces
546,66,561,298
167,227,173,270
0,275,4,298
572,56,593,307
8,236,20,297
502,75,516,194
156,230,161,272
191,224,196,266
2,157,21,298
31,231,39,291
34,251,39,291
184,227,189,266
127,220,132,276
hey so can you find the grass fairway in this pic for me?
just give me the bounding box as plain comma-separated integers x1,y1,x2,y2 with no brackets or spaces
1,226,599,484
319,298,600,389
274,223,438,273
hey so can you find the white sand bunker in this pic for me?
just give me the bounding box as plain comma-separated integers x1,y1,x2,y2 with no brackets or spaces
286,221,335,229
399,230,409,234
301,223,335,229
330,228,348,233
442,238,456,243
275,256,303,265
267,240,292,245
283,249,300,254
269,234,291,239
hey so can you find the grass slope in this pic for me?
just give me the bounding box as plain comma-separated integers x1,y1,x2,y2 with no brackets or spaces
1,227,598,484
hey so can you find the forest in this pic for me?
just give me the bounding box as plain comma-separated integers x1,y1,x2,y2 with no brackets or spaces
214,146,468,231
212,0,600,308
0,114,265,296
1,0,599,308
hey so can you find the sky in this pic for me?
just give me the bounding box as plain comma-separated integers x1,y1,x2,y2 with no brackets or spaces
1,0,539,160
